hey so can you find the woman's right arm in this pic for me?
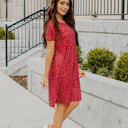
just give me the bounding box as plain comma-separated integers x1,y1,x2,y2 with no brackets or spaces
44,40,55,78
40,20,56,89
41,40,55,89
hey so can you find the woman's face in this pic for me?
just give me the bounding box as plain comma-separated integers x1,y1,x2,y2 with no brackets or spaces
56,0,70,16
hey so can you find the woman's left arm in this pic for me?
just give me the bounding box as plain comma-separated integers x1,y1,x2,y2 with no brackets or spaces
78,65,81,71
78,64,86,78
78,65,82,71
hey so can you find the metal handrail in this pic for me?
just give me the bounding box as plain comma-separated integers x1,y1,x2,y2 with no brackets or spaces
5,7,48,67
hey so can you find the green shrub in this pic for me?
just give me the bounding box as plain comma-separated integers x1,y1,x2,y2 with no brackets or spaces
0,27,15,40
96,67,113,77
76,44,84,64
86,48,117,73
7,31,15,39
77,44,88,70
79,62,89,70
113,52,128,83
0,27,5,39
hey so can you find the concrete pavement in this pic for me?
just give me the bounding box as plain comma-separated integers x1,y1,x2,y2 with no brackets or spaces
0,72,82,128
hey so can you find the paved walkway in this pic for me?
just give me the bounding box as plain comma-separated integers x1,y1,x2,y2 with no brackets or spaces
0,72,82,128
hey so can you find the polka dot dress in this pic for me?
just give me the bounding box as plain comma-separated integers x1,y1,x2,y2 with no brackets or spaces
45,20,82,108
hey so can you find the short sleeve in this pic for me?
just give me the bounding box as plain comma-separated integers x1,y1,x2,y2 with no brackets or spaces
45,20,56,41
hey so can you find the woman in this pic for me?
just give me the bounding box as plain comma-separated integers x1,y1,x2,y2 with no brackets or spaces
40,0,85,128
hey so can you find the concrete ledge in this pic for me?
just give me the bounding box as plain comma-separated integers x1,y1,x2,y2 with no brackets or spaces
75,20,128,59
3,44,45,76
27,57,128,128
80,72,128,108
76,20,128,34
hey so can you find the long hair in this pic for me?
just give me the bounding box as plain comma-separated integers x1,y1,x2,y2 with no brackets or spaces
42,0,79,48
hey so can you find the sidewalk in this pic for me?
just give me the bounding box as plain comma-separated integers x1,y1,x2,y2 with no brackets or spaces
0,72,82,128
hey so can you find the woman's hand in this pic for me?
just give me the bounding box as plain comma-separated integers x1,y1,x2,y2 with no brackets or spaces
79,68,86,78
40,75,48,89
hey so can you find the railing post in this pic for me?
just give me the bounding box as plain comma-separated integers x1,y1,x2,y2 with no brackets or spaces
6,0,8,21
121,0,125,20
43,7,46,23
24,0,26,18
5,24,8,67
73,0,74,15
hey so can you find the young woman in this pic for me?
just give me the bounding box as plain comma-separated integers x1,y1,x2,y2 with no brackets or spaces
40,0,85,128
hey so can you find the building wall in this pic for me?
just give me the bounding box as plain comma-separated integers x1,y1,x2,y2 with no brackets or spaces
0,0,127,21
75,20,128,60
0,0,23,21
0,0,6,21
25,0,47,16
0,0,48,21
0,1,1,19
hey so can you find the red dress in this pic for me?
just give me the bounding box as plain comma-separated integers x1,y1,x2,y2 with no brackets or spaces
45,20,82,107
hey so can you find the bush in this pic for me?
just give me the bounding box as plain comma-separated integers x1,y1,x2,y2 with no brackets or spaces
96,67,113,77
76,44,89,70
86,48,117,73
7,31,15,39
0,27,15,40
113,52,128,83
0,27,5,39
76,44,84,64
78,62,89,70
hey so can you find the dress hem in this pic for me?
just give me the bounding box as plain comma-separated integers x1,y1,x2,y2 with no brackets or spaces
49,98,82,108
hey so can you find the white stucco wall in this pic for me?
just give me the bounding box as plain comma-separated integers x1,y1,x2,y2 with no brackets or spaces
27,57,128,128
75,20,128,60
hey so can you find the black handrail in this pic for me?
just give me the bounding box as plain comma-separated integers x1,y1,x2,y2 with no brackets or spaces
5,7,48,67
5,25,8,67
121,0,125,20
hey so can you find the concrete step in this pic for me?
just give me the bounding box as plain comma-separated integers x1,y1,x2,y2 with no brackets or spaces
2,44,45,76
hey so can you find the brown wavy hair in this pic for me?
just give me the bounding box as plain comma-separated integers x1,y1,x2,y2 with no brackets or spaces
42,0,79,48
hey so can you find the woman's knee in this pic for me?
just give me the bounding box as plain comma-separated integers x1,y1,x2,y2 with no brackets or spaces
70,101,79,108
57,103,68,111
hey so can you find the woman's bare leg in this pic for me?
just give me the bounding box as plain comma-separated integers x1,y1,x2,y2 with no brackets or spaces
62,101,79,122
49,101,79,128
49,103,68,128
